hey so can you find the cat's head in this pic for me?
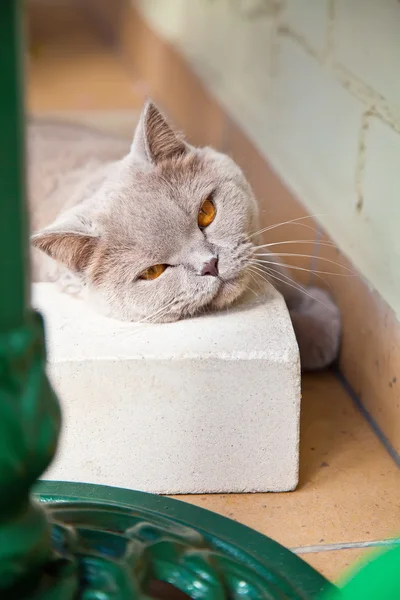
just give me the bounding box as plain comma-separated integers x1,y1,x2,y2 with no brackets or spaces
32,102,259,322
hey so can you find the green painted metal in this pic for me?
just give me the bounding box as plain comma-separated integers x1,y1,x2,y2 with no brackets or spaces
0,0,62,595
35,481,335,599
0,0,27,329
325,544,400,600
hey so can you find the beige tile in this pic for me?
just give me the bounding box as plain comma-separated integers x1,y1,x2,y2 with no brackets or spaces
27,1,144,112
314,235,400,454
301,547,374,582
227,119,318,286
175,373,400,549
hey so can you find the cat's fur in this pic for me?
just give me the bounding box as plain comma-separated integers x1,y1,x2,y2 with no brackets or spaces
29,102,340,370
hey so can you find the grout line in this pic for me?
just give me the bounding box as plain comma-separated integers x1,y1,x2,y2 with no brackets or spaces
334,370,400,469
291,538,400,555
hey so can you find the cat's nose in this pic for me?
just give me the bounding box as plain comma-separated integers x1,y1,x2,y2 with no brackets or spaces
201,257,219,277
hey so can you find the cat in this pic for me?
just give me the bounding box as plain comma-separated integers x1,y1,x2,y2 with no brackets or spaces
29,101,340,370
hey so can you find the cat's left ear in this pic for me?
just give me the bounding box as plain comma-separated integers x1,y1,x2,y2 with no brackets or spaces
131,101,188,164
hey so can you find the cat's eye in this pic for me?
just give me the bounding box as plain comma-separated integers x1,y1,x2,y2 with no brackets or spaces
198,197,216,229
140,264,167,280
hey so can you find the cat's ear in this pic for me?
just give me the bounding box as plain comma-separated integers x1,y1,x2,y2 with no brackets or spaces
31,216,98,273
131,101,188,164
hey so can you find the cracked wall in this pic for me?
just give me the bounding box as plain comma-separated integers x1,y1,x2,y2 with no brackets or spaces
135,0,400,316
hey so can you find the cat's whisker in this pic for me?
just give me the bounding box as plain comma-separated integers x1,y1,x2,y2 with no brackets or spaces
252,259,333,290
250,261,308,291
248,265,272,283
254,252,355,274
253,258,348,278
247,266,276,292
250,265,310,300
246,268,263,292
247,222,322,244
249,214,326,239
250,261,310,297
252,239,336,250
135,298,179,325
242,282,259,298
249,262,332,309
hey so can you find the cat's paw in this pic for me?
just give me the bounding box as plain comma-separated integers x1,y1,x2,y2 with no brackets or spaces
56,270,85,297
289,287,341,371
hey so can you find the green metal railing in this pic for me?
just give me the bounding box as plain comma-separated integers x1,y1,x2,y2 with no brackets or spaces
0,0,28,327
0,2,62,594
0,1,398,598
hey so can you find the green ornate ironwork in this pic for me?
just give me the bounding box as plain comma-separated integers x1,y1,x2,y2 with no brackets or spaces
33,481,335,599
0,1,398,598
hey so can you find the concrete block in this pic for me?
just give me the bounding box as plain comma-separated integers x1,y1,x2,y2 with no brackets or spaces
33,282,300,494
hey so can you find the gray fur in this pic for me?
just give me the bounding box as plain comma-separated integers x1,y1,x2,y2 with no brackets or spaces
29,102,340,370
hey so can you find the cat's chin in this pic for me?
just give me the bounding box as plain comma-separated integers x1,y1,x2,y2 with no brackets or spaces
209,274,249,311
85,272,249,323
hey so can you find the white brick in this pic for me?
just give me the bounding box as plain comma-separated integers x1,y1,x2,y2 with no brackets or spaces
334,0,400,106
33,283,301,494
178,1,274,129
238,13,275,101
178,0,237,90
267,38,362,215
361,118,400,310
283,0,330,54
136,1,275,143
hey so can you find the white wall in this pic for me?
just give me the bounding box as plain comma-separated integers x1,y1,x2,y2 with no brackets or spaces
135,0,400,317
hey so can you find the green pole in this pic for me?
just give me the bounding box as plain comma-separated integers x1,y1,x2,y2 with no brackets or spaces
0,0,62,594
0,0,28,331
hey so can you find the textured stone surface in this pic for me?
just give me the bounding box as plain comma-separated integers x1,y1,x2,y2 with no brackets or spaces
33,283,301,493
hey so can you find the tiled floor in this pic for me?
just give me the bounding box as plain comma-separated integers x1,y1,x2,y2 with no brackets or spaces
179,374,399,581
27,1,400,584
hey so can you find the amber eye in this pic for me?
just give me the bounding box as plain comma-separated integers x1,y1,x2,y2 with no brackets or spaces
198,197,216,229
140,264,167,280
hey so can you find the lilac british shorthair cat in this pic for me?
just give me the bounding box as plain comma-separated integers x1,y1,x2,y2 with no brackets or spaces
29,102,340,370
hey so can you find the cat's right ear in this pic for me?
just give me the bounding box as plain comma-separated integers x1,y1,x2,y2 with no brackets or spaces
31,214,98,273
130,101,188,164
